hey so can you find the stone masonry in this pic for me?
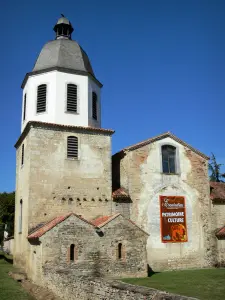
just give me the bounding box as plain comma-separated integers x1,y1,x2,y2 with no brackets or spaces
112,135,215,271
14,121,114,272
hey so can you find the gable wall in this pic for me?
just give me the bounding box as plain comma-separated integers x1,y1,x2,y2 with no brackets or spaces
113,137,214,271
29,214,147,283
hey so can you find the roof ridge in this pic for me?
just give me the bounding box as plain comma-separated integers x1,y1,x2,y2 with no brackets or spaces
115,131,209,160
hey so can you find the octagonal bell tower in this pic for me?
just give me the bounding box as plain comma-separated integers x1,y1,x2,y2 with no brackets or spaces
14,16,114,272
21,16,102,132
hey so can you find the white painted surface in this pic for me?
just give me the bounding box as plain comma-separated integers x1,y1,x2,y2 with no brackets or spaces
21,71,101,132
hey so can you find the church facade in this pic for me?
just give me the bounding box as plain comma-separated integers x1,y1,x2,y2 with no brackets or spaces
14,16,225,283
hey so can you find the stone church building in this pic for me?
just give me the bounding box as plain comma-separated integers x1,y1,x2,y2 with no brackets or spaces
14,16,225,284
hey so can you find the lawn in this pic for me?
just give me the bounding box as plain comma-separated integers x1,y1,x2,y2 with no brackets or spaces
122,269,225,300
0,254,34,300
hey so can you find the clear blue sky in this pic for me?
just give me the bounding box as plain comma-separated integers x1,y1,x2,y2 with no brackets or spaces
1,0,225,192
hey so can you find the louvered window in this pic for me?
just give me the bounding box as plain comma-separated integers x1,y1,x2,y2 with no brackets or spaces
21,144,24,166
67,84,77,112
67,136,78,159
37,84,47,113
92,92,97,120
23,94,26,121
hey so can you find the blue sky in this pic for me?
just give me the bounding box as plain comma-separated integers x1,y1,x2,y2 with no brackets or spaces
1,0,225,192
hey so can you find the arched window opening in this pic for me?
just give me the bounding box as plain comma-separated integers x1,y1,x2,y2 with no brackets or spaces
67,136,78,159
21,144,24,166
162,145,176,174
92,92,97,120
70,244,75,261
37,84,47,113
19,199,23,233
23,94,26,121
67,84,77,113
118,243,122,260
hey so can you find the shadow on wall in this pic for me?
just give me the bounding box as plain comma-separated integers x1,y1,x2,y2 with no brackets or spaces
147,264,160,277
0,253,13,264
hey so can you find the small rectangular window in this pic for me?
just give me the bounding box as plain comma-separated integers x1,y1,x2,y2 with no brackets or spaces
21,144,24,166
92,92,97,120
19,199,23,233
37,84,47,113
23,94,26,121
67,84,77,112
67,136,78,159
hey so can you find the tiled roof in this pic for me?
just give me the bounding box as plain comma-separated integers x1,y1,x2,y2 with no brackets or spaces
210,182,225,201
112,187,130,198
215,225,225,238
92,213,149,235
15,121,114,149
114,131,209,160
92,215,113,227
28,212,92,239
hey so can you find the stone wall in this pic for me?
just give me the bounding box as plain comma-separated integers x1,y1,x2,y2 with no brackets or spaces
28,214,148,283
211,200,225,265
112,137,214,271
15,123,113,231
43,270,197,300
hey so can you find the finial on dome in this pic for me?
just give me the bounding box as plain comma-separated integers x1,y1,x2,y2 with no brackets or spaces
53,15,74,40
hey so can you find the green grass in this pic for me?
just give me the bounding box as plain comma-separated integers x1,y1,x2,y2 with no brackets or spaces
0,255,34,300
122,269,225,300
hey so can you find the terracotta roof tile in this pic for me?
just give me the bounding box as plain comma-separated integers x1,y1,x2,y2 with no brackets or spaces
112,187,130,198
92,215,113,227
210,182,225,201
92,213,149,235
216,225,225,237
115,131,209,160
15,121,114,149
28,212,92,239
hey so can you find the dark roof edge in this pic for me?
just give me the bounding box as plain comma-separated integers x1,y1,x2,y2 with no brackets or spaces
21,67,103,89
15,121,115,149
113,132,209,160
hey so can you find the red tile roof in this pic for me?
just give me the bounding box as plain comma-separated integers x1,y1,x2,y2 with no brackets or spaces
112,187,130,198
114,131,209,160
210,182,225,201
92,215,113,227
92,213,149,235
216,225,225,238
28,212,92,239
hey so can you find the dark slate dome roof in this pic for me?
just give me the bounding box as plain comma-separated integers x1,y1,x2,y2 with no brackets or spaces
32,39,95,76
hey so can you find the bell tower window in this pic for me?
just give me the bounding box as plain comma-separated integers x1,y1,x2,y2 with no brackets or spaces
37,84,47,113
67,84,77,113
23,94,26,121
92,92,97,120
67,136,78,159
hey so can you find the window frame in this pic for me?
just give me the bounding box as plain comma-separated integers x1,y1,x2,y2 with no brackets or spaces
36,83,48,115
159,142,180,175
67,136,79,160
92,91,98,120
21,144,24,166
23,93,27,121
65,82,79,114
19,199,23,233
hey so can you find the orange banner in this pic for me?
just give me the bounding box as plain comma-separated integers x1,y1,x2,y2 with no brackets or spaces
160,196,188,243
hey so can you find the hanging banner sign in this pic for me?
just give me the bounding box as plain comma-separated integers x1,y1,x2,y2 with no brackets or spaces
160,196,188,243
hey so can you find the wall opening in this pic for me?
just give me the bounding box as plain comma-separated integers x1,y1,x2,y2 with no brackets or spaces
118,243,122,259
70,244,75,261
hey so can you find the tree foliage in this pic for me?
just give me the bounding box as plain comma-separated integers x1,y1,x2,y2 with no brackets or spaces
209,153,224,182
0,192,15,244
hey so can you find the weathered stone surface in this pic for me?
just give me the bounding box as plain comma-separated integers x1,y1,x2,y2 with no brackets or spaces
43,271,198,300
9,271,27,282
112,137,215,271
